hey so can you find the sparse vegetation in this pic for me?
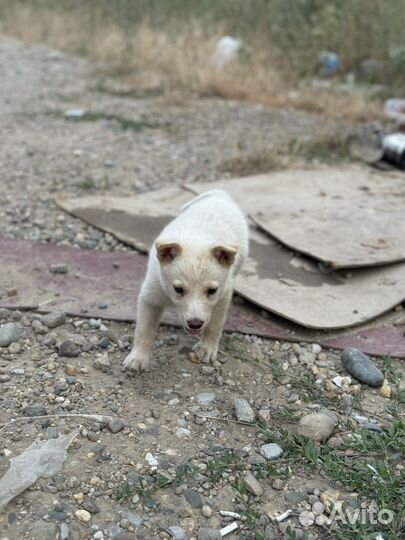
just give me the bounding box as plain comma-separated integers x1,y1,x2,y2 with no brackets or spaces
0,0,403,120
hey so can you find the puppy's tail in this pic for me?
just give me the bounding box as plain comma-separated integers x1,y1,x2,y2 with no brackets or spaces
181,189,230,212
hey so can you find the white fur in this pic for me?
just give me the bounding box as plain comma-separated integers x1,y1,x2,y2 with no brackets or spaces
123,189,249,372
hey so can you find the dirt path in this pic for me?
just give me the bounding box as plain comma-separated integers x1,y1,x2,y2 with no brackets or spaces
0,37,403,540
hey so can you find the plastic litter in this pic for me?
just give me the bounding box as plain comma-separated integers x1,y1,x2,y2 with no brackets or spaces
318,51,340,76
382,133,405,169
212,36,243,68
384,98,405,128
0,431,78,511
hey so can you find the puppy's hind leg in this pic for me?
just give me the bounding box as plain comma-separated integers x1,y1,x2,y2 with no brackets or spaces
123,294,164,372
193,288,233,363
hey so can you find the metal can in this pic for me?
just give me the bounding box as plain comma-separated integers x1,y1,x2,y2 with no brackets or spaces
382,133,405,169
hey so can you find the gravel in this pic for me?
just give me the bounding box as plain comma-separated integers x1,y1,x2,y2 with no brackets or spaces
0,35,399,540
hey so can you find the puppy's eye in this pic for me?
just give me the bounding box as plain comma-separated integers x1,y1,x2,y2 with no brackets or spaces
174,286,184,295
207,287,218,296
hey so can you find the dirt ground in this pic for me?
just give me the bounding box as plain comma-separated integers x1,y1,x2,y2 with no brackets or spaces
0,37,404,540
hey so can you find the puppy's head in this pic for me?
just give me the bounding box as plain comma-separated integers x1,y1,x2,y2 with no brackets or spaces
156,240,237,336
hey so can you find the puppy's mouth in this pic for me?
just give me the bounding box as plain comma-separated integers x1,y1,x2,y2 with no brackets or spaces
184,326,204,337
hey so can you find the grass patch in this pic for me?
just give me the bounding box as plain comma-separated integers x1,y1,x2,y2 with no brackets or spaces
0,1,402,120
261,421,405,538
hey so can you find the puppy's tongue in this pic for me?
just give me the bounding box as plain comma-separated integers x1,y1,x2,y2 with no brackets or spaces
186,327,202,336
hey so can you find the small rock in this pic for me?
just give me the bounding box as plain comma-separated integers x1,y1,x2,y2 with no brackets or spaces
32,319,47,334
0,374,11,382
315,514,328,526
46,427,59,439
184,489,203,509
108,417,125,433
341,348,384,387
243,471,264,497
272,478,285,490
257,409,271,423
297,411,337,442
320,489,341,514
58,340,80,357
93,353,111,370
195,392,216,407
0,322,20,347
65,364,77,376
168,526,188,540
201,504,213,518
299,510,315,527
312,502,325,515
50,263,68,274
332,375,352,389
75,509,91,522
0,308,10,320
145,452,159,467
98,336,110,349
60,522,70,540
24,404,47,417
234,398,255,423
200,366,215,375
197,528,222,540
380,380,391,399
42,311,66,328
176,428,191,438
8,342,21,354
259,443,284,460
82,498,100,514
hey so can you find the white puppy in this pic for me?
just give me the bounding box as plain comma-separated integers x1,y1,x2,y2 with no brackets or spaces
123,189,249,372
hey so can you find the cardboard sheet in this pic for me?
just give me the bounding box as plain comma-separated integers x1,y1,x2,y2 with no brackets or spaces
190,166,405,269
1,238,404,357
57,186,405,329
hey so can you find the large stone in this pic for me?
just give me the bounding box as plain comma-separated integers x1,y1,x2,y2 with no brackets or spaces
184,489,203,509
0,322,20,347
297,411,337,442
341,348,384,387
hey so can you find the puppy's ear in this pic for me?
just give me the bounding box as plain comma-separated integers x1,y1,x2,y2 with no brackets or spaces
156,241,182,264
212,245,238,266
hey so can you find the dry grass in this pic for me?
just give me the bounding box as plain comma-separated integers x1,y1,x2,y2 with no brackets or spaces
0,2,392,121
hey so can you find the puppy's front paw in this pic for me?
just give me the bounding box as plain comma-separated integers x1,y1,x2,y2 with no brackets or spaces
192,341,218,364
123,350,152,372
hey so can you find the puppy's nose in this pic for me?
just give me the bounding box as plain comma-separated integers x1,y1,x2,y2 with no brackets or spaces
187,318,204,330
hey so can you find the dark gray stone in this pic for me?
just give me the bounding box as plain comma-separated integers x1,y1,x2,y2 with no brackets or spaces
342,348,384,387
108,417,125,433
184,489,203,508
24,404,47,417
50,263,68,274
82,497,100,514
58,340,80,357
